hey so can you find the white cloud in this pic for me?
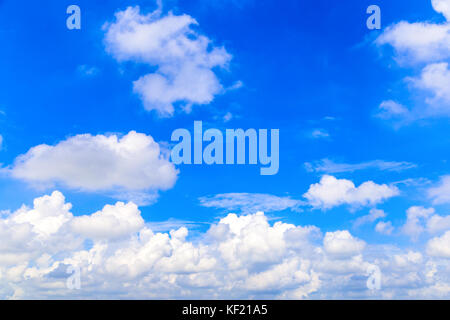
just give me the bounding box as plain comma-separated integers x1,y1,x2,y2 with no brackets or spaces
376,0,450,122
104,6,232,117
305,158,416,174
374,100,410,120
427,214,450,234
354,209,386,228
323,231,365,258
311,129,329,139
427,231,450,258
0,191,449,299
409,62,450,115
402,206,435,239
393,251,423,267
77,65,99,77
401,206,450,239
376,0,450,65
9,191,73,239
428,175,450,204
0,134,3,150
223,112,233,122
303,175,399,210
10,131,178,204
433,0,450,21
375,221,394,235
71,202,144,240
146,218,205,232
199,193,304,214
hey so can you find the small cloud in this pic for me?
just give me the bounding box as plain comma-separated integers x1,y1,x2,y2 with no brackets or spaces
226,80,244,91
305,158,416,174
375,221,394,235
354,209,387,228
303,175,399,210
310,129,330,139
374,100,410,120
77,65,100,77
223,112,233,122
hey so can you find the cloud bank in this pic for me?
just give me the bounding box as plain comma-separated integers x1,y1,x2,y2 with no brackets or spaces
0,191,449,299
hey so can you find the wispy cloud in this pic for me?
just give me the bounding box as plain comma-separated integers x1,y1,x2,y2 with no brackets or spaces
353,209,387,228
305,158,416,174
310,129,330,139
199,193,304,214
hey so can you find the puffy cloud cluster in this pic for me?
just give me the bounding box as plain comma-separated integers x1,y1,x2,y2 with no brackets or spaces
376,0,450,121
9,131,178,205
104,6,232,117
427,231,450,258
0,191,449,299
402,206,450,239
303,175,399,210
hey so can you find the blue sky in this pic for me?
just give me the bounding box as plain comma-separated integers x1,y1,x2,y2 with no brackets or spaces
0,0,449,299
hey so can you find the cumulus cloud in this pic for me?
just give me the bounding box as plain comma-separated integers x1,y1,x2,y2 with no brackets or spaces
377,22,450,64
323,231,365,258
401,206,450,239
375,221,394,235
428,175,450,204
427,231,450,258
71,202,144,240
305,158,416,174
433,0,450,21
104,6,232,117
376,0,450,65
9,131,178,204
427,214,450,234
199,193,304,214
303,175,399,210
402,206,435,240
0,191,449,299
409,62,450,115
